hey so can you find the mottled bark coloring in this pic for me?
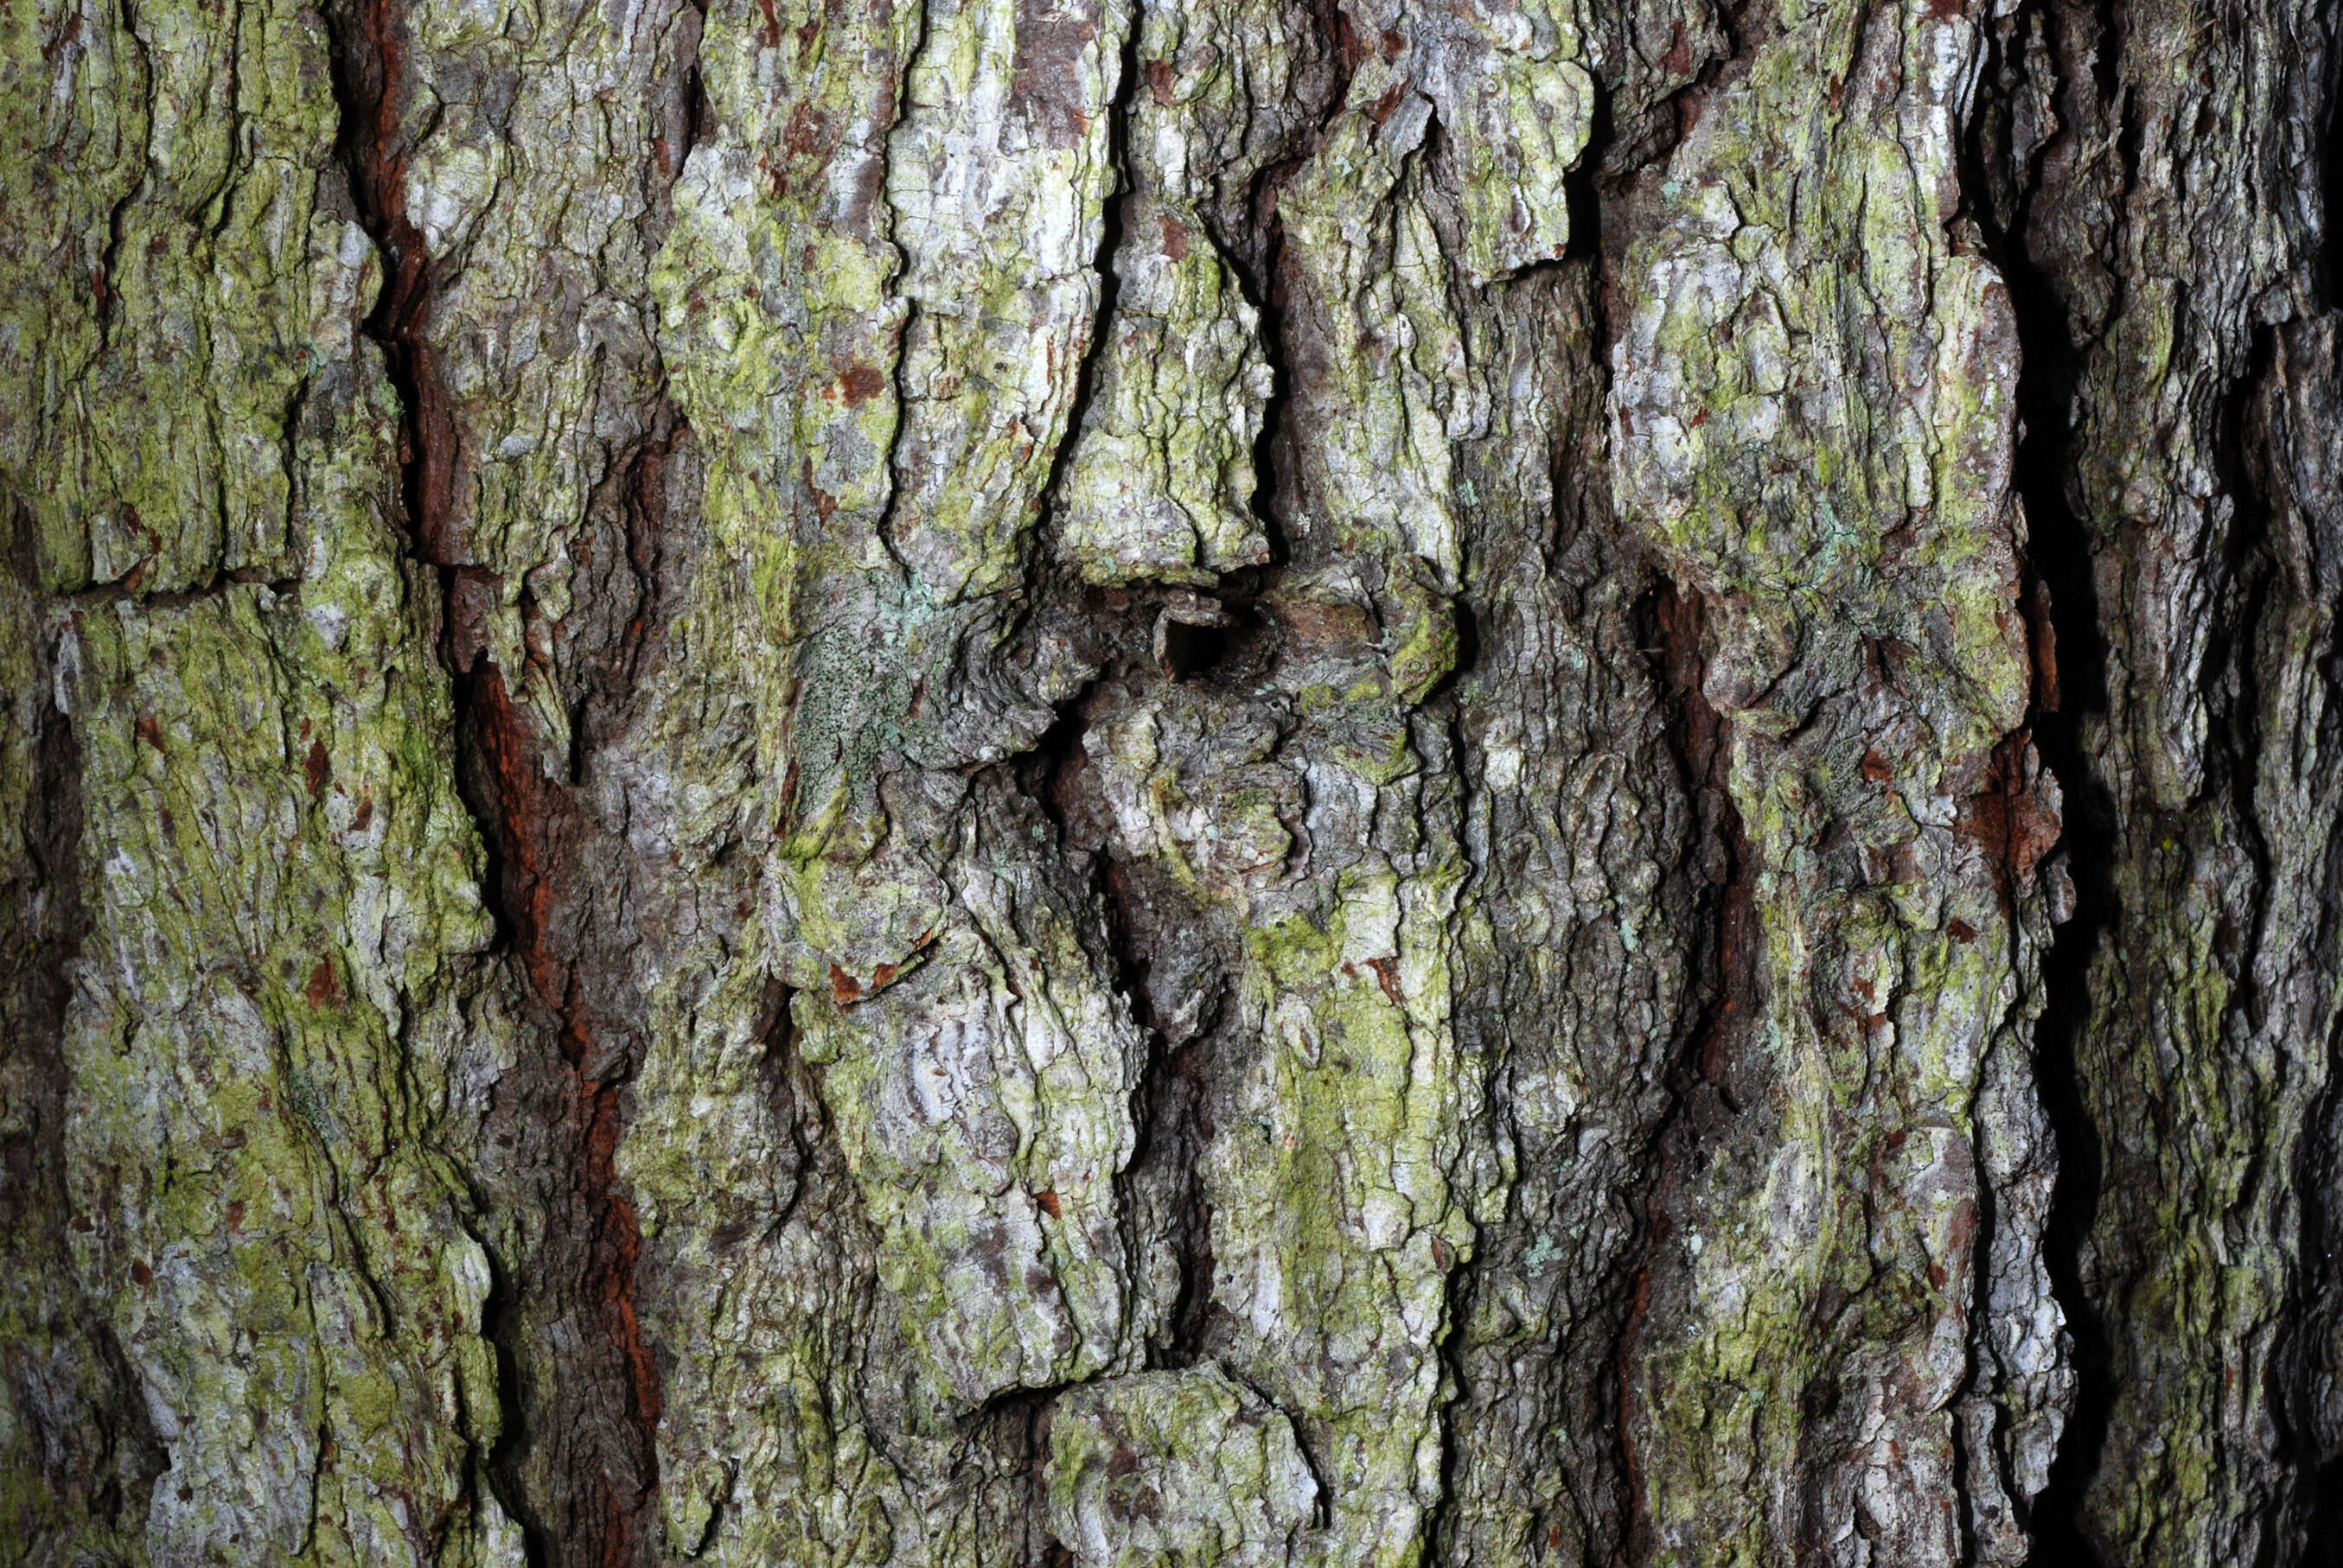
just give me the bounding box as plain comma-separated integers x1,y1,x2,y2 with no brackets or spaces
4,0,2341,1561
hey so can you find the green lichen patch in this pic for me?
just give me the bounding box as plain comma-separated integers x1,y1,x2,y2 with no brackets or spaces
1046,1367,1317,1565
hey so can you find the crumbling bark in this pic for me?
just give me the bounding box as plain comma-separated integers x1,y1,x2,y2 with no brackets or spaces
2,0,2339,1561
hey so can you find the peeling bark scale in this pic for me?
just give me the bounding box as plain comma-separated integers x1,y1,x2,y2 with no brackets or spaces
3,0,2341,1558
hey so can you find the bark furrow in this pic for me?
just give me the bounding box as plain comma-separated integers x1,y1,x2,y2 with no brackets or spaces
5,0,2343,1560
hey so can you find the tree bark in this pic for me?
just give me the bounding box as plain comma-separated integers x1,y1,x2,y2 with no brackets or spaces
2,0,2339,1559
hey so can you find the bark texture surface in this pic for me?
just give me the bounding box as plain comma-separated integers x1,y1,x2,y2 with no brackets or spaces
2,0,2340,1560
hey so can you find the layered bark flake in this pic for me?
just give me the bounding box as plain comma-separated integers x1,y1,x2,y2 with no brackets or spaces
4,0,2343,1558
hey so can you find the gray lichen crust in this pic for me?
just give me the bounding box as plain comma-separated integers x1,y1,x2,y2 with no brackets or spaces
5,0,2342,1560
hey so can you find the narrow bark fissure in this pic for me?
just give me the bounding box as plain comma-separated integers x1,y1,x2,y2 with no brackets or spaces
322,5,679,1560
870,0,934,576
90,0,152,355
954,1382,1067,1555
1034,7,1141,531
1236,183,1297,567
1606,577,1754,1563
1223,0,1365,569
1421,685,1490,1563
59,566,305,607
1960,3,2116,1553
323,0,455,569
1420,1182,1481,1566
1556,23,1755,1543
749,977,817,1236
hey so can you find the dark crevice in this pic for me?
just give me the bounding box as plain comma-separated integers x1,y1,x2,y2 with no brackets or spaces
323,5,559,1553
1606,578,1754,1565
1155,614,1230,680
457,661,664,1568
1961,0,2118,1556
1561,82,1609,263
467,1239,540,1568
61,565,304,607
1419,1225,1479,1567
1593,0,1764,185
956,1381,1069,1563
1223,0,1370,572
751,978,818,1235
323,3,673,1563
323,0,458,571
683,0,716,156
1239,174,1299,570
2325,29,2343,309
652,0,712,208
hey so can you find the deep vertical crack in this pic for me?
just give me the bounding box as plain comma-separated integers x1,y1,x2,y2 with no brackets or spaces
1605,577,1756,1565
322,4,675,1560
1958,0,2116,1555
1035,0,1140,533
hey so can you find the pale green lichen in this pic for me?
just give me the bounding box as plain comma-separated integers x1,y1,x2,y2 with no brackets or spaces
1440,0,1595,285
2,0,519,1559
1056,3,1274,586
1046,1367,1318,1565
1606,0,2057,1558
0,0,371,595
52,449,513,1564
884,0,1133,602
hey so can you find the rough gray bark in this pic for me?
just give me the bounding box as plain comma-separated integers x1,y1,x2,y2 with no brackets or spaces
1,0,2340,1561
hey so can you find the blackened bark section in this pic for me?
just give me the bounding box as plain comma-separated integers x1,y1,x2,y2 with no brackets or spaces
324,5,680,1561
0,539,165,1549
448,413,706,1564
460,662,665,1568
1421,231,1712,1558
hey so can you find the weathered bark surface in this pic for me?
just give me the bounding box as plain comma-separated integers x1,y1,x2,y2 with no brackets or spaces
2,0,2339,1558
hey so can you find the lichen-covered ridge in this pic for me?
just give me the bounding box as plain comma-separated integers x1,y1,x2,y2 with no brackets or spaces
4,0,2342,1563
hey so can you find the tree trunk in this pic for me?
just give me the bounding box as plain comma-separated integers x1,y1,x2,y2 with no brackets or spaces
3,0,2340,1558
